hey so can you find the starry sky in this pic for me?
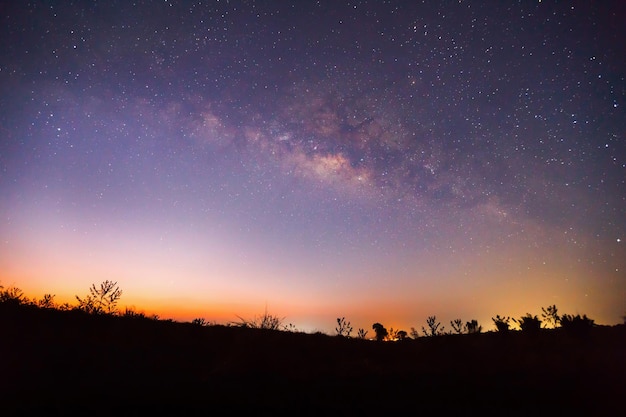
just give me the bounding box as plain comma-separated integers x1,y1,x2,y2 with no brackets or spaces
1,1,625,333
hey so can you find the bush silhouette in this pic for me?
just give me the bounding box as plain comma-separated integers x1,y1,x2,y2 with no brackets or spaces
464,319,482,334
233,307,284,330
192,317,209,326
387,327,400,341
356,328,369,339
422,315,444,336
75,280,122,315
560,314,594,337
450,318,463,334
372,322,388,341
37,294,56,309
0,284,26,306
492,315,511,332
122,307,146,319
335,317,353,337
541,304,560,328
282,322,298,332
516,314,542,333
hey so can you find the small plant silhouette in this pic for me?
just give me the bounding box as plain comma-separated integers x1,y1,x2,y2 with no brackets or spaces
123,307,146,318
396,330,408,341
192,317,209,326
234,307,284,330
356,328,368,339
409,327,419,339
335,317,353,337
422,315,444,336
492,315,512,332
387,327,399,341
75,280,123,315
516,314,542,333
282,322,298,332
450,318,463,334
541,305,560,328
58,302,73,311
372,323,388,342
464,319,482,334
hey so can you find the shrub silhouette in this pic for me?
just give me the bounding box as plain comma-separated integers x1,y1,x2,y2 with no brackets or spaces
335,317,353,337
464,319,482,334
356,328,369,339
123,307,146,319
422,315,444,336
192,317,209,326
541,305,560,328
560,314,594,336
234,308,284,330
410,327,419,339
450,318,463,334
281,322,298,332
57,302,73,311
492,315,511,332
75,280,122,315
516,314,542,333
37,294,56,309
0,284,26,306
387,327,400,341
372,322,388,341
396,330,408,341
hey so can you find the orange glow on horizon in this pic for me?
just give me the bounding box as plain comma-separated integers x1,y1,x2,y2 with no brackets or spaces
5,275,622,337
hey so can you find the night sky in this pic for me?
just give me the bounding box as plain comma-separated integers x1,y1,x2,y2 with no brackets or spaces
1,1,625,333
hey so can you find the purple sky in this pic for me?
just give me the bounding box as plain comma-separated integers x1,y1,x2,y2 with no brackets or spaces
1,1,624,333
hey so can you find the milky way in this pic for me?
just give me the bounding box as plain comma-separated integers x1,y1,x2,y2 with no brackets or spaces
1,1,625,331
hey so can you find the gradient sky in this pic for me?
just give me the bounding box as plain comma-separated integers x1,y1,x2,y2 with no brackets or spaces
1,1,625,334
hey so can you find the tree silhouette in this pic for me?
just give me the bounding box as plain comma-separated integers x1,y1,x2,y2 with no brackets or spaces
372,323,388,341
397,330,408,341
75,280,122,314
335,317,353,337
464,319,482,334
492,315,511,332
541,305,560,328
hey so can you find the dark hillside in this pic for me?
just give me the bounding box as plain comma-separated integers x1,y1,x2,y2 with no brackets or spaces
1,303,624,416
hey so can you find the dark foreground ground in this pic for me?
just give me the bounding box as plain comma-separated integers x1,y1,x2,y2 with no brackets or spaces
1,304,625,416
